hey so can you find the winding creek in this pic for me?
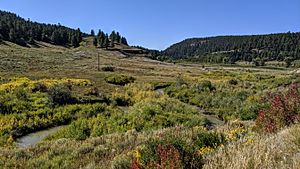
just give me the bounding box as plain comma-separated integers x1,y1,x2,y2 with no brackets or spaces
16,126,65,148
16,87,224,148
155,87,224,128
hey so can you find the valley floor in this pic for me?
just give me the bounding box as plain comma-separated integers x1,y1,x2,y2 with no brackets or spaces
0,40,300,168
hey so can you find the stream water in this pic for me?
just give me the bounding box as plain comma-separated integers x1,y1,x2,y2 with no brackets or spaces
16,126,65,148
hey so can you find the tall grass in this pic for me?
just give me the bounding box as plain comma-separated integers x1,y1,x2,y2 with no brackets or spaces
203,125,300,169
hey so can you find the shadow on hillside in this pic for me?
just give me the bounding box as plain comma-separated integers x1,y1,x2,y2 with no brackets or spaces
29,42,42,48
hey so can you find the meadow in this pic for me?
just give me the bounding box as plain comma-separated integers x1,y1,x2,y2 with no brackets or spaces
0,38,300,168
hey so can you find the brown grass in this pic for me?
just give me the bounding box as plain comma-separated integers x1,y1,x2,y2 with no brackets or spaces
203,124,300,169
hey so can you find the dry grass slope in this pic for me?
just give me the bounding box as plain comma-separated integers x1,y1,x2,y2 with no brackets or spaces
204,125,300,169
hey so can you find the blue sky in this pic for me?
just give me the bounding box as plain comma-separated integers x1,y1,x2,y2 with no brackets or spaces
0,0,299,50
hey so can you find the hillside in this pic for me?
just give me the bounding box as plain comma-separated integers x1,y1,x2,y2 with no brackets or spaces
163,32,300,65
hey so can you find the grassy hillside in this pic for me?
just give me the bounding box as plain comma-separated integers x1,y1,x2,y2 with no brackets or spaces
1,38,300,168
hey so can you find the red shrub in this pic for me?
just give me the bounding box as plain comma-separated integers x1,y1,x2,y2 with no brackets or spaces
256,83,300,133
131,160,142,169
132,144,182,169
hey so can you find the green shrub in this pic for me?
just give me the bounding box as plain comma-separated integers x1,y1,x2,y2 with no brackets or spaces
113,96,130,106
196,80,216,92
48,84,75,105
228,79,238,85
65,119,91,140
101,66,115,72
111,155,132,169
192,132,226,148
84,87,100,96
125,97,203,132
32,82,48,92
105,74,135,86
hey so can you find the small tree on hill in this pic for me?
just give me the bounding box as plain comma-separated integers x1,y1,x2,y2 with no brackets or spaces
103,34,109,48
91,29,95,36
109,31,116,47
71,35,79,47
98,31,105,48
121,37,128,45
93,36,98,47
116,32,121,43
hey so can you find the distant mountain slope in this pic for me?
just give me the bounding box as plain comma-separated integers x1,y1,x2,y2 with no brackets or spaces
163,32,300,64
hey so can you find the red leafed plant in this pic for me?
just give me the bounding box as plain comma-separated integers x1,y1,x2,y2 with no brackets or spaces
256,83,300,133
132,144,182,169
131,160,142,169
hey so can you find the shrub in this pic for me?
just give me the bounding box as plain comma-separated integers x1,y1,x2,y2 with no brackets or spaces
101,66,115,72
256,83,300,133
192,132,226,148
65,119,91,140
111,154,132,169
138,135,204,169
48,84,74,105
194,80,216,92
105,74,135,86
84,87,100,96
228,79,238,85
32,82,48,93
141,144,182,169
113,96,130,106
125,97,203,131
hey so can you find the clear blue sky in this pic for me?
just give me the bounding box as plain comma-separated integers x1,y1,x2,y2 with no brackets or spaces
0,0,299,50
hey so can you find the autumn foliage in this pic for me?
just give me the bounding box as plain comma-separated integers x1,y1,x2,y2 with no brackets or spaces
256,83,300,133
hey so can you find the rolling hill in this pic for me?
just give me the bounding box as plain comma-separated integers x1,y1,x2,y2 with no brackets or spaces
163,32,300,65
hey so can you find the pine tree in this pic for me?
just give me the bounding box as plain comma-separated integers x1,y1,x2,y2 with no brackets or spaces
121,37,128,45
103,34,109,48
116,32,121,43
71,34,79,47
76,28,82,43
91,29,95,36
97,30,105,48
93,36,98,47
51,30,60,44
109,31,116,47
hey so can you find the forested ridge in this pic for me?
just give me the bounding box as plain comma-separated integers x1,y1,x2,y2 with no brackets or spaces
0,10,131,49
0,10,84,47
163,32,300,64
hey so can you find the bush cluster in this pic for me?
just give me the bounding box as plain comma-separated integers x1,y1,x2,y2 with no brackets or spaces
256,83,300,133
105,74,135,86
133,130,226,169
101,66,115,72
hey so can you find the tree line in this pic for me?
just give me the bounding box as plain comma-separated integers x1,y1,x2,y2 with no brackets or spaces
91,29,128,48
163,32,300,65
0,10,83,47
